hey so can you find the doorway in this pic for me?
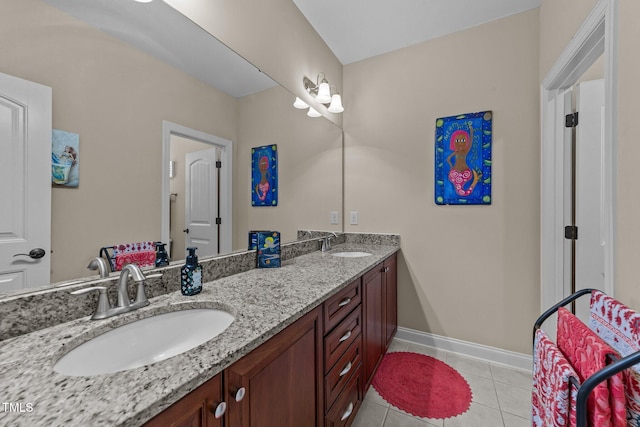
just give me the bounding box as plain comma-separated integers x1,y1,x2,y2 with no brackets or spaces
540,0,618,313
161,121,233,260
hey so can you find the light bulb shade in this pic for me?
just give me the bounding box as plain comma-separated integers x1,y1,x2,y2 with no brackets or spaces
327,94,344,113
307,107,322,118
316,81,331,103
293,97,309,109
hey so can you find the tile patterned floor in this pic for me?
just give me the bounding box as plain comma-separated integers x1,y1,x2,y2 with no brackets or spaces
352,338,531,427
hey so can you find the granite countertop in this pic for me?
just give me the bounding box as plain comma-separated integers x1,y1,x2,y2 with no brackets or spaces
0,243,399,427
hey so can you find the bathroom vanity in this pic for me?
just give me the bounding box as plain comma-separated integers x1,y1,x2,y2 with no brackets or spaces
144,254,397,427
0,237,398,427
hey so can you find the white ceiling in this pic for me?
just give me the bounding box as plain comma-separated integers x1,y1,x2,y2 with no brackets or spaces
293,0,541,64
43,0,541,96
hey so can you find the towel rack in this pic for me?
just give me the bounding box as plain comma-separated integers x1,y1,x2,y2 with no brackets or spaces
533,289,640,427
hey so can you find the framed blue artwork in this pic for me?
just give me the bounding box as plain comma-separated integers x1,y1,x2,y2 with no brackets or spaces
251,145,278,206
51,129,80,187
434,111,492,205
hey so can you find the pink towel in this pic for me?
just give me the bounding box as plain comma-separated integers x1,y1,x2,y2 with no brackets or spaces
590,290,640,426
557,307,626,427
113,241,156,271
532,328,578,426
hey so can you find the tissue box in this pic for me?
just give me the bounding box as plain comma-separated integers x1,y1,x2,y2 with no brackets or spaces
256,231,281,268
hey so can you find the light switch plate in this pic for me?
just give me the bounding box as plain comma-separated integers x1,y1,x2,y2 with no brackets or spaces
350,211,358,225
330,211,339,225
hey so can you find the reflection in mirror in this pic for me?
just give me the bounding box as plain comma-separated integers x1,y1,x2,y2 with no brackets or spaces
1,0,342,291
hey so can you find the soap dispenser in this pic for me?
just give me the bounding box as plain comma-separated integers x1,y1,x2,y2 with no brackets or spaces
181,247,203,296
155,242,169,267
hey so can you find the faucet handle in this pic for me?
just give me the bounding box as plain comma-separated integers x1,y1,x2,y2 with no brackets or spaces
71,286,111,320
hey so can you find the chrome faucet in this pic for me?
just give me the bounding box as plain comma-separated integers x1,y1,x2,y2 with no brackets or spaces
87,257,110,278
72,264,160,320
116,264,148,310
321,232,339,252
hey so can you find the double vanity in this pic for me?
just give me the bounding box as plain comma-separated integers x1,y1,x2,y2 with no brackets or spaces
1,235,399,426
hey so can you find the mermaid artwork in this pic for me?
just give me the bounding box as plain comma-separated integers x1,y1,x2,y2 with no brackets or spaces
254,155,270,201
446,125,482,197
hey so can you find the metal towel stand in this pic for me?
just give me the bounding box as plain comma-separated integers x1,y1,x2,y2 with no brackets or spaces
533,288,640,427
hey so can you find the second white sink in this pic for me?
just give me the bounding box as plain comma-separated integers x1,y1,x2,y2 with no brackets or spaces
54,308,234,376
331,251,372,258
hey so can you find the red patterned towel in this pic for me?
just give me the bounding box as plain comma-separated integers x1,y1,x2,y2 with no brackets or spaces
590,290,640,426
532,328,578,426
557,307,626,427
113,241,156,271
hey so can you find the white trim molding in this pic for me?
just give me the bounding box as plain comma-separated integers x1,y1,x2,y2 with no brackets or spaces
161,120,233,257
540,0,618,312
395,327,532,372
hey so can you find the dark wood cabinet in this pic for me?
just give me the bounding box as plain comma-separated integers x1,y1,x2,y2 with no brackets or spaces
224,306,323,427
143,253,397,427
143,374,224,427
383,254,398,350
362,253,398,389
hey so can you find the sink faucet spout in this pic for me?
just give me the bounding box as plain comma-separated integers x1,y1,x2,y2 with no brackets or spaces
116,264,145,308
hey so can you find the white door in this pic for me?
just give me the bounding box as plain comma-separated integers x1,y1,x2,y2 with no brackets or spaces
574,79,606,291
185,147,219,258
0,72,52,291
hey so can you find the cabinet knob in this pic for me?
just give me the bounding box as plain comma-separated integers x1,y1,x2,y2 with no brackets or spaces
213,401,226,419
340,402,354,421
338,329,352,343
234,387,246,402
382,266,389,273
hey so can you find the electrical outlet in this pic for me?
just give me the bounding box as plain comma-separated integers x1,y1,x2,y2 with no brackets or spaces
330,211,339,225
350,211,358,225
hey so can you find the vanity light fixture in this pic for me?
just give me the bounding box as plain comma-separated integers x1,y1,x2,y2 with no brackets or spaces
292,72,344,117
133,0,153,3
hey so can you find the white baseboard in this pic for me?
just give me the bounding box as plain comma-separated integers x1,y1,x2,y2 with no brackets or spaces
395,327,532,372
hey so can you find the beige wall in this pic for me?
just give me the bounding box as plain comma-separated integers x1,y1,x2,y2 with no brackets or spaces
539,0,640,312
163,0,343,127
2,0,237,281
344,10,540,354
235,86,343,247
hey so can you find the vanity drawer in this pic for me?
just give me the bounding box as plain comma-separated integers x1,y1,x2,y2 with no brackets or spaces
323,279,361,335
324,335,362,411
325,369,362,427
324,306,361,371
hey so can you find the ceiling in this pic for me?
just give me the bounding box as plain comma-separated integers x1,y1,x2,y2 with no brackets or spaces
43,0,541,96
293,0,541,64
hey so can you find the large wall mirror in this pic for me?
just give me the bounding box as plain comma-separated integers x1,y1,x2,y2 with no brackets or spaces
1,0,342,289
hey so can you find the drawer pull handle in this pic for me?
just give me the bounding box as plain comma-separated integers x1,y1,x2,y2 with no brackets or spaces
339,361,352,377
340,402,354,421
339,330,352,342
213,402,226,418
338,297,351,307
234,387,246,402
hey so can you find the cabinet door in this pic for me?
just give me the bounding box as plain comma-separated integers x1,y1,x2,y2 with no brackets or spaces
143,374,224,427
362,263,384,388
383,254,398,350
225,307,323,427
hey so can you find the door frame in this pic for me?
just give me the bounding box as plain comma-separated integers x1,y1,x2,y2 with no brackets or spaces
161,121,233,257
540,0,618,311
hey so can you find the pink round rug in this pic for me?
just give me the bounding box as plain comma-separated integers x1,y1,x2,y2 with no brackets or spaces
372,352,472,419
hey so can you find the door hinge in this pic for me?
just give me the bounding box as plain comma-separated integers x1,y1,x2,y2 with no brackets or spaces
215,217,222,225
216,161,222,168
565,112,579,128
564,225,578,240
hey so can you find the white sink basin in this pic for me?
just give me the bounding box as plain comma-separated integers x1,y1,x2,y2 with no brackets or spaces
331,251,372,258
54,308,234,376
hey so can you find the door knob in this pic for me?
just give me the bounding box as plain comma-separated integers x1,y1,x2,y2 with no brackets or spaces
183,228,190,234
13,248,46,259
